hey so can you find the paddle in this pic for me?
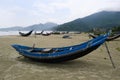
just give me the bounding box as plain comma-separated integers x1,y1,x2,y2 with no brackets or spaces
104,42,116,69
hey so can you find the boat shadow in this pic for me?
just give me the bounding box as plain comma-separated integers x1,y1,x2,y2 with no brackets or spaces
16,57,97,69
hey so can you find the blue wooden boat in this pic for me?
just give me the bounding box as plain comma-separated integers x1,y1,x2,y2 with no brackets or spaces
11,34,108,63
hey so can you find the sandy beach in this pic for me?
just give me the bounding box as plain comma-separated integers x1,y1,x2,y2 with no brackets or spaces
0,33,120,80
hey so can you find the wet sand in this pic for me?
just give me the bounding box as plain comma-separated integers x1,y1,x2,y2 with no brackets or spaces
0,33,120,80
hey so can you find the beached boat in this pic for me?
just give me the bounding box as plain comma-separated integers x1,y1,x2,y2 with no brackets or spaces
35,30,51,36
19,30,33,37
34,30,44,35
89,33,120,41
11,34,108,63
107,33,120,41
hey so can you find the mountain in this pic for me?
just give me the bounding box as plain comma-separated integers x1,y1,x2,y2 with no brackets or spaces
56,19,89,31
82,11,120,28
22,22,58,31
55,11,120,31
1,11,120,32
0,22,58,31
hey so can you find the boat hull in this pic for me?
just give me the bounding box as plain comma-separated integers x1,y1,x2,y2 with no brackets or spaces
23,44,100,63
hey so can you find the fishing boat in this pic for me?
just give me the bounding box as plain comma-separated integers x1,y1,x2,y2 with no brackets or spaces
11,34,108,63
19,30,33,37
89,33,120,41
34,30,44,35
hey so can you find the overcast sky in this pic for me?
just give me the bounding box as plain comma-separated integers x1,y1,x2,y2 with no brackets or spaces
0,0,120,28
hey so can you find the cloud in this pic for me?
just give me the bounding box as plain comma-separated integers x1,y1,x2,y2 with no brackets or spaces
0,0,120,27
64,0,120,17
32,1,69,14
31,1,70,24
0,6,37,27
0,8,16,27
31,0,120,24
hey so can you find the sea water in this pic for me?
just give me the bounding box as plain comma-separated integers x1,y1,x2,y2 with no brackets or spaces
0,31,19,36
0,31,52,36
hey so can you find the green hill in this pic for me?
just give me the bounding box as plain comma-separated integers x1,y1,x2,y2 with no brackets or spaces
56,19,89,31
55,11,120,32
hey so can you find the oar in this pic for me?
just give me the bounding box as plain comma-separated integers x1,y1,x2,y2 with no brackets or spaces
104,42,116,68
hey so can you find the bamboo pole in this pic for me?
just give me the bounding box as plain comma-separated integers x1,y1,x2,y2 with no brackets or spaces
104,42,116,68
32,43,35,49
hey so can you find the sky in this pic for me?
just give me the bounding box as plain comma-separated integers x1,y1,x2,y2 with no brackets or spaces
0,0,120,28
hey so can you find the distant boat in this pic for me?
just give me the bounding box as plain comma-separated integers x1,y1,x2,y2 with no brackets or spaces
52,31,61,35
19,30,33,37
34,30,44,35
42,33,51,36
41,31,51,36
11,34,108,63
